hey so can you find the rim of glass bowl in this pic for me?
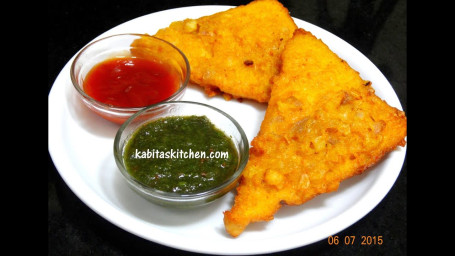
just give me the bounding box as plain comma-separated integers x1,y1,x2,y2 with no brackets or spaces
113,101,250,203
70,33,190,112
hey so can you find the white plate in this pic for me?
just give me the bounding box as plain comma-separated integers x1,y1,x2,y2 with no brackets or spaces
48,5,407,255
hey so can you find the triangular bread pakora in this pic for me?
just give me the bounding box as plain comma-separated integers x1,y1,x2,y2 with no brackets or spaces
151,0,297,102
223,29,407,237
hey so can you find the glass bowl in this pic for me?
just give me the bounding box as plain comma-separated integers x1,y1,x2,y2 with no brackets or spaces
113,101,249,208
70,33,190,124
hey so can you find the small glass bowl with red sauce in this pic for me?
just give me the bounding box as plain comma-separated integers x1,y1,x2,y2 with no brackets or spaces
71,33,190,124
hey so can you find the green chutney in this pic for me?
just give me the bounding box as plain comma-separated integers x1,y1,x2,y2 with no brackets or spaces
123,115,239,194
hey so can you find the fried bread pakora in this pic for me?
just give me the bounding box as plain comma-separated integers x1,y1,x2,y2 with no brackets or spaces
151,0,297,102
223,29,407,237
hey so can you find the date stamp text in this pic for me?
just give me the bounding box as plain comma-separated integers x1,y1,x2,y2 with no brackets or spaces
327,235,383,246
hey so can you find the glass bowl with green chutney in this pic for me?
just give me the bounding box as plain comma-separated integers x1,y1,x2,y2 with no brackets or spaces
114,101,249,208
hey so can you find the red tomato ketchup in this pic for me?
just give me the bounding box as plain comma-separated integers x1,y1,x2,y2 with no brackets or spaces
83,57,179,108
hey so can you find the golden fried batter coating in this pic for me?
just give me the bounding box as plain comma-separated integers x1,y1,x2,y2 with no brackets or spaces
151,0,297,102
223,29,407,237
